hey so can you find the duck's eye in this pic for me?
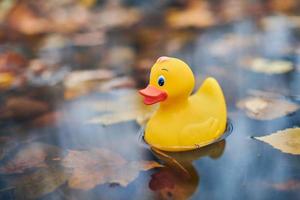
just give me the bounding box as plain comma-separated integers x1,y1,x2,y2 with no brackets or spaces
158,75,165,86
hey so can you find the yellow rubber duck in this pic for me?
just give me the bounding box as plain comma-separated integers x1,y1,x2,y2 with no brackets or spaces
139,57,227,152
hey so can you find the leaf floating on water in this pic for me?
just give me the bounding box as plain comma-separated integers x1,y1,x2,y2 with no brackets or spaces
0,142,60,174
63,69,115,100
271,180,300,191
0,97,49,120
87,90,155,125
62,148,162,190
254,127,300,155
13,166,69,200
237,96,299,120
245,58,293,74
166,0,215,28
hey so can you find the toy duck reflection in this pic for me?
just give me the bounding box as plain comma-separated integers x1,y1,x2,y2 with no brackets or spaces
139,57,227,152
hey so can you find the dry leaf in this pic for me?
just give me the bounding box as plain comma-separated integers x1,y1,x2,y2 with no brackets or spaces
271,180,300,191
246,58,293,74
0,51,27,74
254,127,300,155
0,97,49,120
0,72,14,89
13,166,69,200
0,142,59,174
149,166,198,200
7,3,50,35
64,69,115,100
237,96,299,120
166,0,215,28
62,148,162,190
29,111,61,127
209,34,256,57
89,1,141,29
87,90,155,125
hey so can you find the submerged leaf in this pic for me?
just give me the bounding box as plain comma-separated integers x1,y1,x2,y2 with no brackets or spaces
237,96,299,120
0,142,60,174
271,180,300,191
254,127,300,155
62,148,162,190
13,166,69,200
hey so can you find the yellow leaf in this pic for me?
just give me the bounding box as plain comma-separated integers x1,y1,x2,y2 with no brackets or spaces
166,1,215,28
87,90,156,125
237,96,299,120
78,0,96,8
247,58,293,74
255,128,300,155
0,72,14,89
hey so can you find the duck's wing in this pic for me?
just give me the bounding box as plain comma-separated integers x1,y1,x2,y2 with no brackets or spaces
179,117,221,147
193,77,227,133
195,77,225,99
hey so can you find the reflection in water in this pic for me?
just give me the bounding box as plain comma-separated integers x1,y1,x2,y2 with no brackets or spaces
150,140,226,200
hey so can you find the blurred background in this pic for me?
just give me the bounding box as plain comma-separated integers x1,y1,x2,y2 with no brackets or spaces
0,0,300,200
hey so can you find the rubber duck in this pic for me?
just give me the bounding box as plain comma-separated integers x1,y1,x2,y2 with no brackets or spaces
139,57,227,152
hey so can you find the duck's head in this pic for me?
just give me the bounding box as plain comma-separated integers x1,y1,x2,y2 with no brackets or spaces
139,57,195,105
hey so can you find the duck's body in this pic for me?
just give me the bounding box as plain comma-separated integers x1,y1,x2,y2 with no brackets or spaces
139,57,227,152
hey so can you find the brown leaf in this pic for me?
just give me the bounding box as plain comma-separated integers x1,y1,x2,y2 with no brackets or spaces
29,111,61,127
166,0,215,28
89,1,141,29
0,136,18,161
13,166,69,200
149,166,198,200
62,148,162,190
0,142,59,174
0,97,49,120
271,180,300,191
0,52,27,74
254,127,300,155
237,96,299,120
7,3,50,35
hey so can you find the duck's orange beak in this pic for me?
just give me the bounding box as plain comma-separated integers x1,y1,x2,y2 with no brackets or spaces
139,85,168,105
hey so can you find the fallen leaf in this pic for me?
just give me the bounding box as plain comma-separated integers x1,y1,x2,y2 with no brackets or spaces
87,90,155,125
0,51,27,74
149,166,198,200
13,166,69,200
0,0,16,22
237,96,299,120
0,136,18,161
166,0,215,28
7,3,50,35
0,72,14,89
245,58,293,74
89,1,141,29
209,34,256,57
0,142,60,174
62,148,162,190
271,180,300,191
29,111,61,127
254,127,300,155
64,69,115,100
7,2,88,35
98,77,136,92
0,97,49,120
